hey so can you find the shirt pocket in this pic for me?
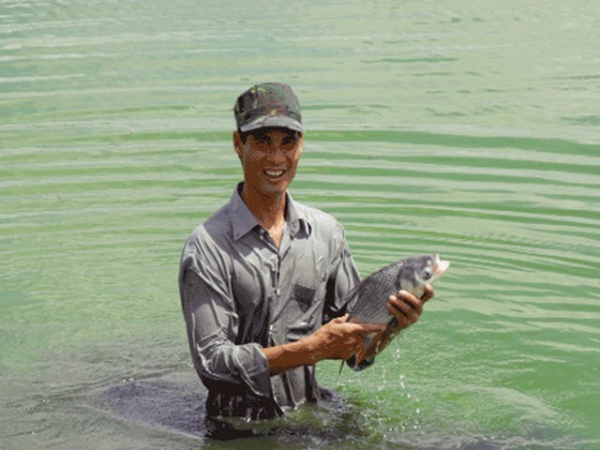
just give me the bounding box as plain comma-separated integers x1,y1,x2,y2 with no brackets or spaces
285,245,330,340
286,282,317,338
292,283,316,311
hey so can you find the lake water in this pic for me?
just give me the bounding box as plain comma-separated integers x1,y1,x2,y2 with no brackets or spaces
1,1,599,449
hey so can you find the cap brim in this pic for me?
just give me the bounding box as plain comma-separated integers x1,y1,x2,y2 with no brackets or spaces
239,115,304,133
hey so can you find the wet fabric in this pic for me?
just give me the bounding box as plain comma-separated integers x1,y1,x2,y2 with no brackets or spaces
179,182,362,418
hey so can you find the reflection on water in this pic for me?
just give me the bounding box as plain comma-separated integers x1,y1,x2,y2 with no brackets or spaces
1,0,599,449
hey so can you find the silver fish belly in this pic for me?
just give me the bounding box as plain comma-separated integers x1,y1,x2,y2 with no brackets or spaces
341,253,450,371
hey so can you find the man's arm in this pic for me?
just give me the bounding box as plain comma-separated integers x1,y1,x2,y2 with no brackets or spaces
261,316,385,375
182,266,383,378
180,268,274,398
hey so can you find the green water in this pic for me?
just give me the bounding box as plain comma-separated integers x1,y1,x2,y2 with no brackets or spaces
1,1,599,449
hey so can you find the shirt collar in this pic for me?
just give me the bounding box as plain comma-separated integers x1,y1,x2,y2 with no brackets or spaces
229,182,311,241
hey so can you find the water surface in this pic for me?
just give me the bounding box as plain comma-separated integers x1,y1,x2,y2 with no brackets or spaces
1,1,599,449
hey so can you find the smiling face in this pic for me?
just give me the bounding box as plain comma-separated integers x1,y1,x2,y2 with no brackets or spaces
234,127,303,200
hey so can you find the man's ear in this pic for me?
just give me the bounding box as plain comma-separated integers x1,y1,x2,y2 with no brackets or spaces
233,131,243,160
298,133,304,156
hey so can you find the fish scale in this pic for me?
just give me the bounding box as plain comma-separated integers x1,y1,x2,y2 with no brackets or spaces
345,262,405,324
341,254,450,371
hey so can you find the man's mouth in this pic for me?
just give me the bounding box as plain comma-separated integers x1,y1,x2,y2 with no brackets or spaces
264,169,285,178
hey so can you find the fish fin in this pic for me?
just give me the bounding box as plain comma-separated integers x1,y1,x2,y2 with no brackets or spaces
386,318,398,336
363,332,374,350
339,332,380,375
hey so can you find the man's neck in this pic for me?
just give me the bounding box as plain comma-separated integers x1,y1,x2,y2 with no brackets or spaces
240,184,286,234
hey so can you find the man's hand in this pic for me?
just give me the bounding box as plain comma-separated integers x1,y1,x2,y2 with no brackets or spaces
261,315,384,374
308,316,385,364
388,284,434,330
263,287,434,374
361,285,435,362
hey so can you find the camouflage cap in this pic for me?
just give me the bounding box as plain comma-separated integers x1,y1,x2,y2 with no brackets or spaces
234,82,304,133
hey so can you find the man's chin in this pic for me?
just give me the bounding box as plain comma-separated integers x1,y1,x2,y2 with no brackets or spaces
252,183,288,199
264,176,292,191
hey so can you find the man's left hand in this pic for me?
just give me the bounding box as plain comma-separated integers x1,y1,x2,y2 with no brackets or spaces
360,285,435,363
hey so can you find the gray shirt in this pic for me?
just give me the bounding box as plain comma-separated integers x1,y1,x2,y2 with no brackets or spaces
179,183,361,419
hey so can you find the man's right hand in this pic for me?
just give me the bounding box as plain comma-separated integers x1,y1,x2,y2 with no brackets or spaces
306,315,385,364
261,315,384,375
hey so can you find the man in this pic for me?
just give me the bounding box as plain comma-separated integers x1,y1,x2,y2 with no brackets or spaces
179,82,433,421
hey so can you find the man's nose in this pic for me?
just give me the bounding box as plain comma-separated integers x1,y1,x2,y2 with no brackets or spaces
268,145,287,163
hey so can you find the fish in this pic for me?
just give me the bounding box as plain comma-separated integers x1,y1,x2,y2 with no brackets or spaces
341,254,450,372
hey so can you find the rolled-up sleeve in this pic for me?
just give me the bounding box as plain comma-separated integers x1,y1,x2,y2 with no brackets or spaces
179,238,272,400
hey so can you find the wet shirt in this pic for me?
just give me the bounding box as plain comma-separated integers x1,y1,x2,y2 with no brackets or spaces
179,183,361,419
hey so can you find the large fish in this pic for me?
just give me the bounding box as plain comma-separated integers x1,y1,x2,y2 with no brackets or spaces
341,254,450,371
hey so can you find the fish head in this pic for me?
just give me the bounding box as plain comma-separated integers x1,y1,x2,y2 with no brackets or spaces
397,253,450,297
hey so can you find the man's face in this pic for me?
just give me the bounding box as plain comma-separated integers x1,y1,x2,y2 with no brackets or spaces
234,127,303,199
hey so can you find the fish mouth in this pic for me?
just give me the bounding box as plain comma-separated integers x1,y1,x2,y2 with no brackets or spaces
434,254,450,275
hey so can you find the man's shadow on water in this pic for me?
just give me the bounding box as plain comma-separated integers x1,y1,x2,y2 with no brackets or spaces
97,377,319,441
97,377,366,441
91,377,512,449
